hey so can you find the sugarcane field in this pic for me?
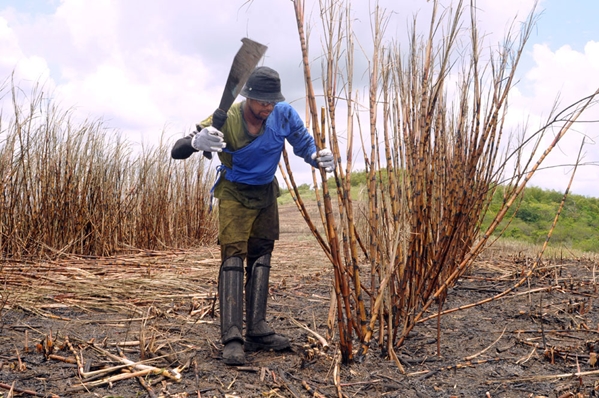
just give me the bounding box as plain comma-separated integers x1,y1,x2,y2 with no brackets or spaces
1,201,599,398
3,0,599,397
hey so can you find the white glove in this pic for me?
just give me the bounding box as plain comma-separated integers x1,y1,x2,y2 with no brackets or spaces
191,126,226,152
311,148,334,172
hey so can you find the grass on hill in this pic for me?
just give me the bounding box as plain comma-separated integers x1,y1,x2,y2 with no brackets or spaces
278,172,599,254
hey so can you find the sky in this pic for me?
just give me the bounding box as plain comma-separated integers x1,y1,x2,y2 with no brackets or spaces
1,0,598,198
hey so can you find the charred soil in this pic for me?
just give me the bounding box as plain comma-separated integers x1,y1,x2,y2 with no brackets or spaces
1,203,599,397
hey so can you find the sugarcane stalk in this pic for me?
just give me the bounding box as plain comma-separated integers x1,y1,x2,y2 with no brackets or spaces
285,0,597,368
322,0,368,342
395,89,599,348
292,0,353,363
419,138,587,323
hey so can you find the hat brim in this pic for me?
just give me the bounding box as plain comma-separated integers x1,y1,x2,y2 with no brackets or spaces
240,86,285,103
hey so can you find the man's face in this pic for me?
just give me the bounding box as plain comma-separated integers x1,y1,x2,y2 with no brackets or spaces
247,99,276,121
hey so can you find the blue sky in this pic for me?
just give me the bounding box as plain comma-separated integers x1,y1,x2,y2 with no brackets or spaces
535,0,599,51
1,0,598,197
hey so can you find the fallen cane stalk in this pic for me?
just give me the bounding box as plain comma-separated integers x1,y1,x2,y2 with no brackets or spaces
48,353,77,364
333,351,342,398
516,343,538,365
68,368,166,392
90,343,182,381
67,337,137,380
406,357,506,377
66,336,182,382
137,374,158,398
464,326,507,361
302,380,326,398
489,368,599,384
289,317,330,351
0,382,59,398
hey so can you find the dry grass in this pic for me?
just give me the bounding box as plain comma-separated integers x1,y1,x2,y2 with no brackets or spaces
0,78,217,259
482,238,599,263
1,247,220,317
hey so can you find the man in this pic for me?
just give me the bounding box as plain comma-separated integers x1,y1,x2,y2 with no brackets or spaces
171,66,334,365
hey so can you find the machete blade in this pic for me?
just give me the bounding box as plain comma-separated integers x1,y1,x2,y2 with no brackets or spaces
203,38,267,159
218,38,268,111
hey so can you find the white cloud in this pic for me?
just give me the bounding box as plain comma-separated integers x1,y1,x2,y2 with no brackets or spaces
1,0,218,145
0,0,598,197
0,14,54,125
505,40,599,197
0,15,50,84
55,0,119,56
527,43,599,104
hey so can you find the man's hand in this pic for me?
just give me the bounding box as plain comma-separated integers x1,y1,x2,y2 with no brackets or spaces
191,126,226,153
311,149,335,172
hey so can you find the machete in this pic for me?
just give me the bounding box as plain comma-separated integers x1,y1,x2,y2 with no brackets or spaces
170,38,267,160
204,37,268,159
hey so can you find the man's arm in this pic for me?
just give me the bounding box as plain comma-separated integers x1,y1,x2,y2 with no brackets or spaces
171,118,223,160
283,107,319,167
171,134,198,160
283,106,334,172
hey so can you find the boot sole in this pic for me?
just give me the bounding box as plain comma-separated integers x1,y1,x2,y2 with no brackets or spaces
223,357,245,366
222,351,245,365
244,340,291,352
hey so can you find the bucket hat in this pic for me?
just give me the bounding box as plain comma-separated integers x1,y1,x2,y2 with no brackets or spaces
240,66,285,103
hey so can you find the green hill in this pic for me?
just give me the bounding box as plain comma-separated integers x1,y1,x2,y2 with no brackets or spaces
483,186,599,253
279,172,599,253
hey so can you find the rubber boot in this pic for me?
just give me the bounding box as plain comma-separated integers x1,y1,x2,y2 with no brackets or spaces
245,254,291,352
219,257,245,365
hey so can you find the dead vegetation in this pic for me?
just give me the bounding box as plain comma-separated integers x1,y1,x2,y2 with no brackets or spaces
283,0,599,367
0,77,217,259
2,217,599,397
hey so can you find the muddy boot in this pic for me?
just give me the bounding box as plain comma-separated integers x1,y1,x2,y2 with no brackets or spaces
245,254,291,352
219,257,245,365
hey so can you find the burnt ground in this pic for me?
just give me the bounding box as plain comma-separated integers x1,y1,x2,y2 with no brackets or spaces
1,202,599,397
